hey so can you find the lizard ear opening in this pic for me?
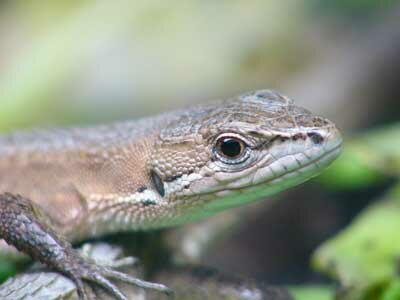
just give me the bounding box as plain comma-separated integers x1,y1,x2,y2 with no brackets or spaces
150,170,165,197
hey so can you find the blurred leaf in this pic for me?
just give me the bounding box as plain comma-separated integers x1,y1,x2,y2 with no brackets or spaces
318,142,384,189
290,285,333,300
0,0,157,130
313,184,400,300
309,0,397,19
318,123,400,190
382,279,400,300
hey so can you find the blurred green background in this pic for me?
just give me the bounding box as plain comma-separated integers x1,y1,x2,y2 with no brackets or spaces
0,1,400,299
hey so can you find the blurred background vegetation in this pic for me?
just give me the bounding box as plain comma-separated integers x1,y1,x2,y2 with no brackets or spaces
0,1,399,299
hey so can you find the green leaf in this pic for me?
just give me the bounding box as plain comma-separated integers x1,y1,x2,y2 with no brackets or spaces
318,123,400,190
313,185,400,300
290,285,334,300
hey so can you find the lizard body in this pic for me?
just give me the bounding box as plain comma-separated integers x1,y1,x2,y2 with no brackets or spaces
0,90,342,299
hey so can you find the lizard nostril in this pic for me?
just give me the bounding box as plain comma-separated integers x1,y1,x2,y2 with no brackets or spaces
307,132,324,145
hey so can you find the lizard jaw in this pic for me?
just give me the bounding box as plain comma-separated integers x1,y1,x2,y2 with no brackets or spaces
162,141,342,228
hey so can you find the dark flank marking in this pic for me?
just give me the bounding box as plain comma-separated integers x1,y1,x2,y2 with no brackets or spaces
142,199,156,206
137,186,147,193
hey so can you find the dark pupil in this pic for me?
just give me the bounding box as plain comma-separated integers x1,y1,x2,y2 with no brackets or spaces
220,138,242,158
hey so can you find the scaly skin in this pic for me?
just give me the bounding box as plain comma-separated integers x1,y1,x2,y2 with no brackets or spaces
0,90,342,299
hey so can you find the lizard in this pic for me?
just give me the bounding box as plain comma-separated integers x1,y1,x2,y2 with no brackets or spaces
0,90,342,300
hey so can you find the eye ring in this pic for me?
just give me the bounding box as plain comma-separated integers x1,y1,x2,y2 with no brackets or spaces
214,135,250,164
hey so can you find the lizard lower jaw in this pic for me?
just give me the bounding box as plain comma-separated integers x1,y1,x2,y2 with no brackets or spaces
200,140,342,213
219,141,341,196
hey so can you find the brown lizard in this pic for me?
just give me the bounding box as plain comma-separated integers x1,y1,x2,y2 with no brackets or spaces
0,90,342,299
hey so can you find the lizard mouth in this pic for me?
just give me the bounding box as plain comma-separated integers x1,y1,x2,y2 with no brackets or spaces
200,141,342,212
157,143,342,228
248,142,342,190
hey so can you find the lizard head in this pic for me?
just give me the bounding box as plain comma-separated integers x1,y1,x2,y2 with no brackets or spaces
147,90,342,227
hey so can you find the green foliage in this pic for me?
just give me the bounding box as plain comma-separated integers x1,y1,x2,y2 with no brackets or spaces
290,285,333,300
314,124,400,300
318,124,400,190
382,279,400,300
314,186,400,299
309,0,397,19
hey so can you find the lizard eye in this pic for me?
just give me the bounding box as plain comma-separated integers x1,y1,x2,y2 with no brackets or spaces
217,138,243,158
214,135,250,164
